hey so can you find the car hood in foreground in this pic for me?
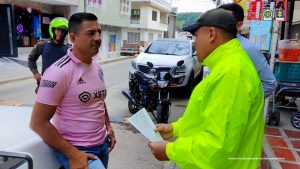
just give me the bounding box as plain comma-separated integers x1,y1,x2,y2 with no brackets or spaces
135,53,189,67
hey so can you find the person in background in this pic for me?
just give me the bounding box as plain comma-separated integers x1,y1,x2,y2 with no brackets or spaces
219,3,277,98
28,17,70,93
30,13,116,169
148,8,265,169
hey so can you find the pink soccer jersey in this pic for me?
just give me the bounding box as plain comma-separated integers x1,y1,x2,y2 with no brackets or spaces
36,49,107,147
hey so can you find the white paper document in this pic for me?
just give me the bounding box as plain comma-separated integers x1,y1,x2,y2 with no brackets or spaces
128,108,163,142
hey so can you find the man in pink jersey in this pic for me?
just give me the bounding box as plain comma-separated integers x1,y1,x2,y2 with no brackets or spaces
30,13,116,169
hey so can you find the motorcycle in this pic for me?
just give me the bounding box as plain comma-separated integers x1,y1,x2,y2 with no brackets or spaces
122,60,184,123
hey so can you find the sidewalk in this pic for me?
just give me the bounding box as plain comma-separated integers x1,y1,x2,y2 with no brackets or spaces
0,52,135,85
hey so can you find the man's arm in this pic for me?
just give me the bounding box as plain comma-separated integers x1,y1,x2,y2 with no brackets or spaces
104,102,116,152
238,35,277,98
246,45,277,97
30,102,96,168
28,41,45,75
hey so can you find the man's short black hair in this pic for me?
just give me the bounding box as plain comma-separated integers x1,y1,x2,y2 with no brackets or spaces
69,12,98,34
218,3,244,22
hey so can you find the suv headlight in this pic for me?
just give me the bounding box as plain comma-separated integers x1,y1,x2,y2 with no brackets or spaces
157,80,168,88
176,64,186,73
131,60,137,69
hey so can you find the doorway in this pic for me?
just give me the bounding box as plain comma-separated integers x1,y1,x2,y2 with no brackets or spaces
0,4,17,57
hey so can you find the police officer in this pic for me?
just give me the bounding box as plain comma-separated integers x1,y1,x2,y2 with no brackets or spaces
28,17,70,93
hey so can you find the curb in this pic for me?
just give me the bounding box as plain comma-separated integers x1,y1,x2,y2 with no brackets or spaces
0,56,136,85
0,76,33,85
97,55,135,65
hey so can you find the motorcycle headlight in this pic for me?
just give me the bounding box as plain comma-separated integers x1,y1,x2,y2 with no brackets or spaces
176,64,186,73
131,60,137,69
157,80,168,88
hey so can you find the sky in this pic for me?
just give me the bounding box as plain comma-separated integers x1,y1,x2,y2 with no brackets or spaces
171,0,217,13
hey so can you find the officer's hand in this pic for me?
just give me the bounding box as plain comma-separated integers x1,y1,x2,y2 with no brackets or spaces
154,124,173,139
68,151,97,169
34,73,42,81
148,140,169,161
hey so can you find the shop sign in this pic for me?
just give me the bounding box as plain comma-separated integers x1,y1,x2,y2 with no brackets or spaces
262,9,273,20
247,0,262,20
274,0,287,21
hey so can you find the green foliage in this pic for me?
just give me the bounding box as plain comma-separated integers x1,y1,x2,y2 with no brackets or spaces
176,12,202,30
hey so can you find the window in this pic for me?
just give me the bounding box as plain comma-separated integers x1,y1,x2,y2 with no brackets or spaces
148,33,154,43
128,32,140,44
152,10,157,21
120,0,131,16
130,9,140,24
88,0,102,7
158,34,163,39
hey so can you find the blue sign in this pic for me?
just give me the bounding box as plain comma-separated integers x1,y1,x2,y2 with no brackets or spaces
275,10,285,20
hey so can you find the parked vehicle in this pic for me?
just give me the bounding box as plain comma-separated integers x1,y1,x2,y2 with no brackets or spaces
0,106,61,169
122,61,185,123
129,38,203,95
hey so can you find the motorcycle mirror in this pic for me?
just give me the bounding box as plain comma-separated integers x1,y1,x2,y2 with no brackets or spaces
147,62,154,68
164,72,171,80
177,60,184,66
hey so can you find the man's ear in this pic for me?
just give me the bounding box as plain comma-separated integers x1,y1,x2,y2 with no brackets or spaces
69,32,76,43
208,27,217,43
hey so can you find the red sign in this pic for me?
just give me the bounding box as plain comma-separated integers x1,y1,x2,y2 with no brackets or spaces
247,0,263,20
275,0,287,21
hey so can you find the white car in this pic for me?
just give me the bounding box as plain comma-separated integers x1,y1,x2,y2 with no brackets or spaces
130,38,203,94
0,106,60,169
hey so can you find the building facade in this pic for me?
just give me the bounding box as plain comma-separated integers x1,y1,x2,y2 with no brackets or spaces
123,0,172,49
79,0,131,59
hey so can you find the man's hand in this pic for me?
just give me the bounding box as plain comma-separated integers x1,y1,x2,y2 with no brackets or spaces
107,127,116,152
148,140,169,161
68,150,97,169
34,73,42,81
154,124,173,139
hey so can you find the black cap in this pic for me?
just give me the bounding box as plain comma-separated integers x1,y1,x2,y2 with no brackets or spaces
182,8,237,35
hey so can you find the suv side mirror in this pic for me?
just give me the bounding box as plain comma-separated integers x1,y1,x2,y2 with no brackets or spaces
177,60,184,66
147,62,154,68
0,151,33,169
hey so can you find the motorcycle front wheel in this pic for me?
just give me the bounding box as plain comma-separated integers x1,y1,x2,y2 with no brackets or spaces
128,101,139,114
157,103,169,124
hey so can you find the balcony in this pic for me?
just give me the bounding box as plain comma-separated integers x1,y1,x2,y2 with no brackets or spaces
30,0,79,6
130,19,140,24
131,0,171,12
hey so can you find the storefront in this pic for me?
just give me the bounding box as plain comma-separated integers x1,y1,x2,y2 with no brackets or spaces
14,5,63,47
0,0,77,52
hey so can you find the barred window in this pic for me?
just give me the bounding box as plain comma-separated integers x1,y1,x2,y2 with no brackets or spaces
88,0,102,7
152,10,157,21
120,0,131,16
130,9,140,24
128,32,140,44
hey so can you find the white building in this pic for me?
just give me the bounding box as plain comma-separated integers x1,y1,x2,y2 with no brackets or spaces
122,0,172,49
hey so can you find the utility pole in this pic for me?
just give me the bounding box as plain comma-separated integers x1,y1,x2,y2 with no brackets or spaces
84,0,87,12
284,0,295,39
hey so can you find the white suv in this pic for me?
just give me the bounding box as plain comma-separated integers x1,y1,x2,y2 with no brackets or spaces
130,38,203,93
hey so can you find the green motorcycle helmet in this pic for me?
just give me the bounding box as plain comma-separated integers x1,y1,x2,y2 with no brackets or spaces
49,17,68,42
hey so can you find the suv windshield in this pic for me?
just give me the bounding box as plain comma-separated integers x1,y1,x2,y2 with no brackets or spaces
146,40,190,56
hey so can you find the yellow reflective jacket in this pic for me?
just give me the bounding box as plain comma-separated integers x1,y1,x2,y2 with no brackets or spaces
166,39,265,169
